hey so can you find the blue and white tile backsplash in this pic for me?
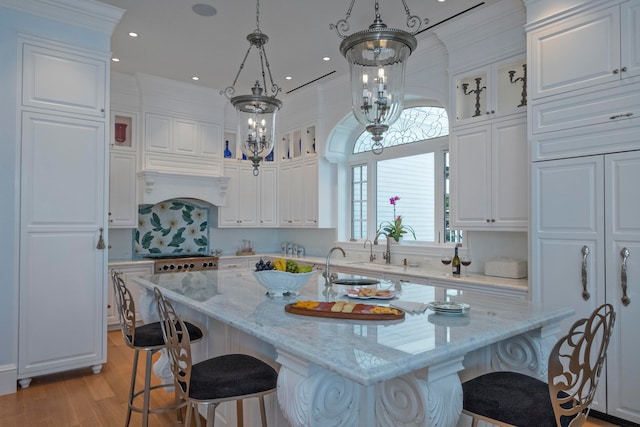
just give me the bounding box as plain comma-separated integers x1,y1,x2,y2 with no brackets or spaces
133,200,209,256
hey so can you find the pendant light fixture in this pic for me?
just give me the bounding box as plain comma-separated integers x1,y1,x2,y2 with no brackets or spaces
221,0,282,176
331,1,426,154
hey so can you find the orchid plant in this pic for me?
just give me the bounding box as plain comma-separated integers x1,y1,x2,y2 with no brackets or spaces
377,196,416,242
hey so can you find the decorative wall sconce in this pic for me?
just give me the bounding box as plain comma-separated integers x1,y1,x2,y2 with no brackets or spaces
461,77,486,117
508,63,527,107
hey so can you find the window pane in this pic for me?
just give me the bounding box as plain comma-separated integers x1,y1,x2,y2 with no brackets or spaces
351,164,367,240
376,154,434,241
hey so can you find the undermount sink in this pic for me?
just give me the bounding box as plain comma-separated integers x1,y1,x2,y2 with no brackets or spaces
331,278,380,286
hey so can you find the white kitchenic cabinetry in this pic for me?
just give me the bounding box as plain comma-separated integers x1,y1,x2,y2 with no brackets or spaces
529,0,640,100
218,163,277,227
107,263,153,329
108,151,137,227
451,55,527,127
21,42,106,118
279,159,321,228
279,123,317,160
531,151,640,423
18,37,109,387
450,116,528,230
143,112,222,176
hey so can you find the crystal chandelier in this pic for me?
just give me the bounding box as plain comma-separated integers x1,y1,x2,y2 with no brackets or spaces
221,0,282,175
331,0,426,154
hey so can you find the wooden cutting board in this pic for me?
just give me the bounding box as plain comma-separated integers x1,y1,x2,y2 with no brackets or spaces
285,302,405,320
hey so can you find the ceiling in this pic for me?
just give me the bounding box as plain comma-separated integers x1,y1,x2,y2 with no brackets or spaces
102,0,501,99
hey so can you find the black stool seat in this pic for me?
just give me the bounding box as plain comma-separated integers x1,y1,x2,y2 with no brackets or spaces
130,320,203,349
187,354,278,401
463,371,576,427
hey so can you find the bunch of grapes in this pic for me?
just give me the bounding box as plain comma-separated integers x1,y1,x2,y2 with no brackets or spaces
285,259,299,273
255,258,275,271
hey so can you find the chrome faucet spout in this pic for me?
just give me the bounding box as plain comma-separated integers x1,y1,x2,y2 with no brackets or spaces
377,232,391,265
324,246,345,286
364,239,376,262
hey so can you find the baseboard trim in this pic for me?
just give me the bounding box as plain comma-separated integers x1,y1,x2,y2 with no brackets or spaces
0,364,18,396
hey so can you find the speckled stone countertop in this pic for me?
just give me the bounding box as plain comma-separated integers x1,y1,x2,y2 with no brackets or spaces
134,269,571,386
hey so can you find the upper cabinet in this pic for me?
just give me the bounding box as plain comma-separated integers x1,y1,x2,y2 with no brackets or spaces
279,123,317,161
22,42,106,118
450,116,528,230
143,112,223,176
451,55,527,127
529,0,640,100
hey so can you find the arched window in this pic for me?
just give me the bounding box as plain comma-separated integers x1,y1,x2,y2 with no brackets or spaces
353,106,449,154
350,106,460,243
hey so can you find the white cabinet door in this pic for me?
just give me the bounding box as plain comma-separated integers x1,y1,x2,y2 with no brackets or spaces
144,113,171,152
237,165,259,226
19,111,106,379
173,118,197,155
304,160,319,226
279,163,293,226
108,151,137,228
451,125,491,227
22,42,106,117
491,118,528,227
621,0,640,79
219,164,242,226
604,151,640,423
451,117,527,230
529,5,621,99
531,156,607,411
531,152,640,419
259,166,278,227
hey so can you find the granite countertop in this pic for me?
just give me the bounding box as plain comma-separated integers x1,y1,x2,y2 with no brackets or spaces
134,269,570,387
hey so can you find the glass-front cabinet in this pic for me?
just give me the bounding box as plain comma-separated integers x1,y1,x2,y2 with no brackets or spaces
279,123,317,161
452,55,527,126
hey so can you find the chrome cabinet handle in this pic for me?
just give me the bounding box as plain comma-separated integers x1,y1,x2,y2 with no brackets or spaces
581,245,591,301
621,247,631,306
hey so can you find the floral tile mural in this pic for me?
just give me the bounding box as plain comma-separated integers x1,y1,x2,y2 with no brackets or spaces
133,200,209,256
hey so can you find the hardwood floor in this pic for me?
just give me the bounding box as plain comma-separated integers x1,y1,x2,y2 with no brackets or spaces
0,331,186,427
0,331,625,426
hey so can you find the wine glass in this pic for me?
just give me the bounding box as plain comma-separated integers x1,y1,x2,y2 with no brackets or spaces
461,256,472,277
440,255,452,276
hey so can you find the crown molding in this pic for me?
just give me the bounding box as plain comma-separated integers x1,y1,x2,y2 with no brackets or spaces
0,0,124,35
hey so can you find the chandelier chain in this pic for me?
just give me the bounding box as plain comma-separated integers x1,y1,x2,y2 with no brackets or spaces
330,0,425,38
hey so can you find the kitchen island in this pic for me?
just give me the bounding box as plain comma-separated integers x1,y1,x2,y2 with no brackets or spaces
134,269,572,427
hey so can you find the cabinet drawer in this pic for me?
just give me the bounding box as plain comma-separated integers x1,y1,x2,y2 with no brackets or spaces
532,82,639,135
531,118,640,161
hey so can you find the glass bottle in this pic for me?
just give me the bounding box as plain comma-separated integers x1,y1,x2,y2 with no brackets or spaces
452,244,461,276
224,140,232,158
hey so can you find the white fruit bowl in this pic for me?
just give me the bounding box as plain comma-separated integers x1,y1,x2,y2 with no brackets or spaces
252,270,317,297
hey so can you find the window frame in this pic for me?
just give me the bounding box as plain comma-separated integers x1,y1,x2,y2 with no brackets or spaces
348,135,451,244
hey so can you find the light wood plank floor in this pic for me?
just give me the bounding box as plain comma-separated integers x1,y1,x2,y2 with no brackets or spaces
0,331,625,426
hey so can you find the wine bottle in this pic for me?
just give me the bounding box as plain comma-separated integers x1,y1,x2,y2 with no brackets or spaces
452,244,461,276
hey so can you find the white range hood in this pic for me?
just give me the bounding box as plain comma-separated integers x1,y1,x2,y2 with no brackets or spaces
138,170,230,206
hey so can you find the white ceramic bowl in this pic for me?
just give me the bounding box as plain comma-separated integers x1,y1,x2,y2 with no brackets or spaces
252,270,316,297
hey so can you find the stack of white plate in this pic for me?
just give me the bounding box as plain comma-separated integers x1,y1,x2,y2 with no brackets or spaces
427,301,470,316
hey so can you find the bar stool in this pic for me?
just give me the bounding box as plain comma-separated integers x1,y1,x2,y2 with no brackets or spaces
154,286,278,427
111,270,204,427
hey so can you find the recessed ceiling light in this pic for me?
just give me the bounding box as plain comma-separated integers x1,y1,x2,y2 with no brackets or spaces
192,76,200,81
128,32,138,37
192,3,217,17
323,57,330,61
437,0,446,2
111,57,120,62
285,76,292,80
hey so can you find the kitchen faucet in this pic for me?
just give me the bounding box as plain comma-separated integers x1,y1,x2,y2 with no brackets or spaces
364,239,376,262
324,246,345,286
375,232,392,265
